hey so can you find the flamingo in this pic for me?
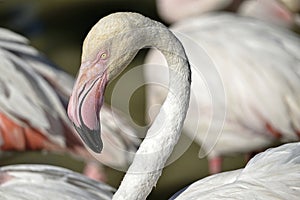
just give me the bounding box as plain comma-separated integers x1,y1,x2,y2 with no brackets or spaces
238,0,300,29
0,27,140,181
67,12,300,199
0,164,115,199
144,13,300,174
170,142,300,199
156,0,234,23
156,0,300,29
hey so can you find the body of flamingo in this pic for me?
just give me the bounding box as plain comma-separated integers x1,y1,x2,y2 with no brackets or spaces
0,164,115,200
156,0,235,24
238,0,300,29
144,13,300,173
170,142,300,199
0,27,140,180
156,0,300,29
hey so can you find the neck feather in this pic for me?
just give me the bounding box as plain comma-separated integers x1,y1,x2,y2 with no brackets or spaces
113,23,191,200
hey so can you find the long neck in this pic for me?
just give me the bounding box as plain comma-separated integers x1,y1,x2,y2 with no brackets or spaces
113,25,191,199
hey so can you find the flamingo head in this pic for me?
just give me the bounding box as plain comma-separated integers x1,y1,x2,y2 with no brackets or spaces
67,51,108,153
68,13,144,153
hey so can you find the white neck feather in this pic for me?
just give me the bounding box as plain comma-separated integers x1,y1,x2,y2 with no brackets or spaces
113,21,191,200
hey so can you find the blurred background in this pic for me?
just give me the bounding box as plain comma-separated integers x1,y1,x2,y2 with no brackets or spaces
0,0,299,199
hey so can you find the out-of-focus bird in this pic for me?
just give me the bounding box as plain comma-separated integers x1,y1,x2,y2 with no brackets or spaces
0,27,140,181
170,142,300,200
238,0,300,29
66,12,300,199
156,0,235,23
144,13,300,174
156,0,300,30
0,164,115,200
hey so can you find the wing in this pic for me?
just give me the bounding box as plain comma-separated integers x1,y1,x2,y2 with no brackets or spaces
173,142,300,200
0,164,115,200
0,27,70,148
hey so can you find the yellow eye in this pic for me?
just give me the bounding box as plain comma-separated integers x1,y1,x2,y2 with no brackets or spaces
100,53,107,59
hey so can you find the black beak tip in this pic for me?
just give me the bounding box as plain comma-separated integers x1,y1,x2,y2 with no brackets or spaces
74,125,103,153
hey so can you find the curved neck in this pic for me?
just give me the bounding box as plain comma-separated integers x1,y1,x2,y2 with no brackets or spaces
113,26,191,199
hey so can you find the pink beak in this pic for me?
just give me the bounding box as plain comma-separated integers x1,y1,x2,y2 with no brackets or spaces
68,62,108,153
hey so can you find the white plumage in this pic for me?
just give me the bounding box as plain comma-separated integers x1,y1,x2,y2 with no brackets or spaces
144,13,300,172
0,164,115,200
171,142,300,199
238,0,300,28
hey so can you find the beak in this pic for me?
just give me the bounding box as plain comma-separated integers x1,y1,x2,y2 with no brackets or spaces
73,122,103,153
68,61,108,153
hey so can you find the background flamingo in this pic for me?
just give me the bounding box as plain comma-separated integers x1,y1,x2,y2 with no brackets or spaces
238,0,300,29
0,27,140,181
144,13,300,173
156,0,300,30
170,142,300,199
0,164,115,199
156,0,236,23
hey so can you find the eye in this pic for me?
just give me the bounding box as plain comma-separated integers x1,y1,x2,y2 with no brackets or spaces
100,53,107,60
